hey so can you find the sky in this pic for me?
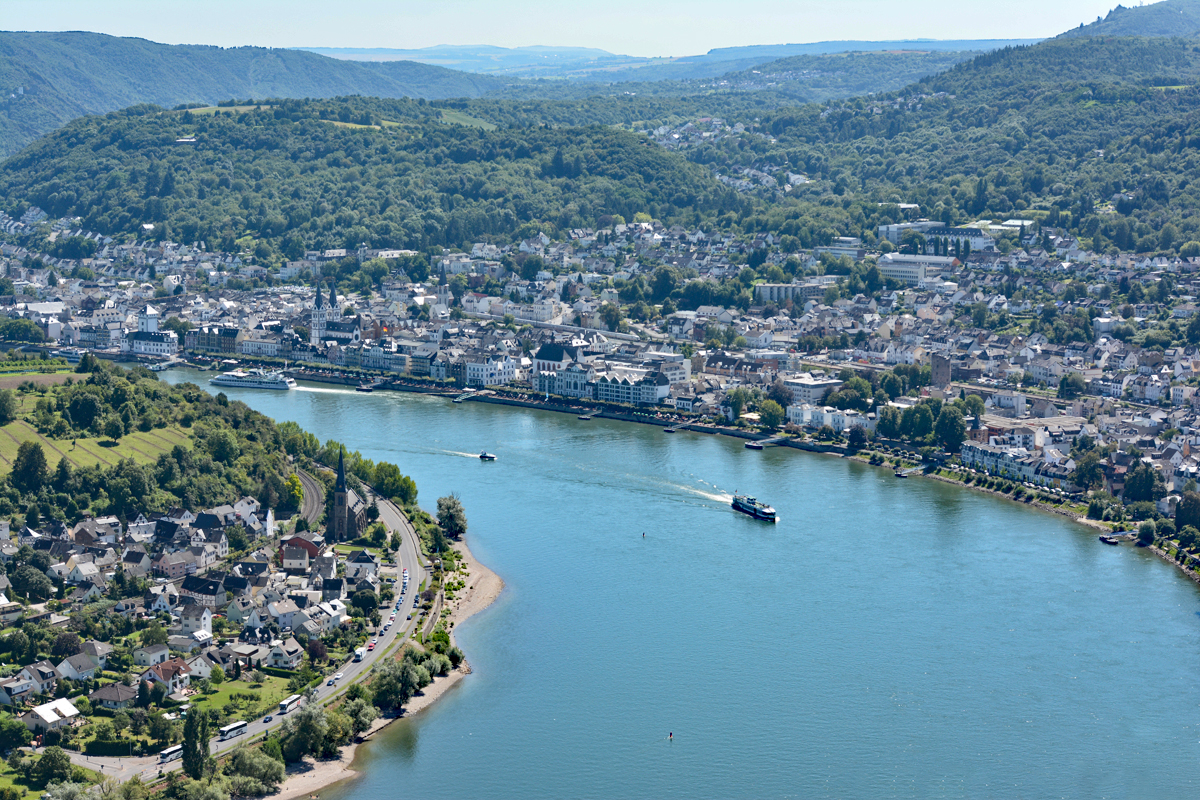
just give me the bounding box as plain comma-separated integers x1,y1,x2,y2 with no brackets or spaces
1,0,1159,58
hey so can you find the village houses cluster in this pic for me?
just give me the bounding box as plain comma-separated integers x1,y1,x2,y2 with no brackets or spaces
0,482,383,737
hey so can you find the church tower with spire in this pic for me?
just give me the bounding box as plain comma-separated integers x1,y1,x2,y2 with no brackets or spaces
328,448,367,542
311,281,332,346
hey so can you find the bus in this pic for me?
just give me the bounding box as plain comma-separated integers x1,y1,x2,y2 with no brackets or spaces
159,745,183,763
218,721,248,741
279,694,302,714
353,648,365,662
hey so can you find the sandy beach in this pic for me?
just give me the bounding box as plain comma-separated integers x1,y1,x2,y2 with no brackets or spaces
270,535,503,800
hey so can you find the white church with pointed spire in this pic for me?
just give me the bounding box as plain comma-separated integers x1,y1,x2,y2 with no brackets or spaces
310,282,338,346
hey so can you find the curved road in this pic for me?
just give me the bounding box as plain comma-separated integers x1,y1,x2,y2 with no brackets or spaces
58,494,429,783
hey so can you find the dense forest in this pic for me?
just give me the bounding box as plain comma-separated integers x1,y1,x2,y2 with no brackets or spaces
0,98,746,253
8,36,1200,254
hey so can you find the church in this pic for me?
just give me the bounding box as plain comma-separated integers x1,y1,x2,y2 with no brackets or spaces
328,450,368,542
311,281,362,347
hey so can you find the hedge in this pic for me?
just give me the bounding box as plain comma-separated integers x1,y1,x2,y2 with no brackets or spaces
85,739,140,757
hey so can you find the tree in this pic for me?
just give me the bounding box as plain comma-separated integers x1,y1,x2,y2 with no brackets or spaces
902,404,934,440
209,666,224,686
767,379,793,408
37,747,72,785
112,710,130,737
351,590,378,614
181,703,210,780
280,703,328,762
147,713,174,747
876,405,902,439
437,494,467,538
365,521,387,547
1058,372,1087,399
283,474,303,511
50,632,82,659
1124,462,1165,504
11,564,53,601
104,416,124,441
1176,492,1200,532
342,697,378,735
0,715,31,750
0,390,16,425
963,394,986,419
758,400,785,429
141,623,168,646
846,426,868,451
226,745,285,795
307,639,327,662
11,441,48,493
136,681,151,709
1138,520,1157,546
1070,450,1104,490
372,462,417,505
934,406,967,453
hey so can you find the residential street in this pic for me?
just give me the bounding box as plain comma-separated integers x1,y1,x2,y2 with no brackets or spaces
53,495,429,782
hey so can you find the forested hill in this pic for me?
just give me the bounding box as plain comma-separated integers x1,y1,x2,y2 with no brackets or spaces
0,31,505,157
0,97,743,253
1059,0,1200,39
734,35,1200,254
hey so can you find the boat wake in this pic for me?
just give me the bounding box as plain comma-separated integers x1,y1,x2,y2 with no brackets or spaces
665,480,732,504
442,450,484,459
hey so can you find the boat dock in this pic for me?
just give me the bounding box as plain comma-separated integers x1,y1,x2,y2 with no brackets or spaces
577,412,598,420
746,435,787,449
663,422,691,433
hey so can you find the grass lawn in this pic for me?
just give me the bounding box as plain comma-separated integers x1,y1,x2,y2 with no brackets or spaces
0,418,191,470
187,676,291,722
440,109,497,131
333,544,384,557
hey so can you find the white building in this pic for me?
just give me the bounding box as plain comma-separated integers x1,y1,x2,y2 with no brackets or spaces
783,374,844,405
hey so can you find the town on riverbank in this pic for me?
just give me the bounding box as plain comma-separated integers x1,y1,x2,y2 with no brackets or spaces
0,355,500,800
1,212,1200,579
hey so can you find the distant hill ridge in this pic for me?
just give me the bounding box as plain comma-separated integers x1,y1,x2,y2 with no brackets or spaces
0,31,505,157
1060,0,1200,38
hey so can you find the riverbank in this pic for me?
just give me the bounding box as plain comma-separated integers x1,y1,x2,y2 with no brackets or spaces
269,534,503,800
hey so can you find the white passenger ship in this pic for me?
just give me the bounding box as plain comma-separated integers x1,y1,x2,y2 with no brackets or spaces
209,368,296,390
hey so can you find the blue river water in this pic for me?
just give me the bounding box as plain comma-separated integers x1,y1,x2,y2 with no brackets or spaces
165,371,1200,798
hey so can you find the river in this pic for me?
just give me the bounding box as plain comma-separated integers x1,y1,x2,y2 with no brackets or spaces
164,370,1200,798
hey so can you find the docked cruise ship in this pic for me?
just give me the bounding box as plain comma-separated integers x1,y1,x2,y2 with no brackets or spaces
209,368,296,390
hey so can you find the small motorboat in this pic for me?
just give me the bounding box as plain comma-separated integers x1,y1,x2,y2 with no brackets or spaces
1099,535,1120,545
479,452,497,461
356,384,374,393
894,471,908,478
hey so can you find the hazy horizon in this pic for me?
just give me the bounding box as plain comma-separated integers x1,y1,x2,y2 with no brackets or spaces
1,0,1152,59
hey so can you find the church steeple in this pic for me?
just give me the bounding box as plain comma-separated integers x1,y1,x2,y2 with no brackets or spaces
315,281,323,310
329,282,338,312
336,448,347,492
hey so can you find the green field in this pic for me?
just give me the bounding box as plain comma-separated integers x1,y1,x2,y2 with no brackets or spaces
187,105,273,115
187,675,291,722
0,419,191,470
440,109,497,130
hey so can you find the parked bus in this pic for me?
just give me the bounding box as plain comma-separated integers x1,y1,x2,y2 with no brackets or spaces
159,745,183,763
354,648,365,662
279,694,302,714
218,721,248,741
